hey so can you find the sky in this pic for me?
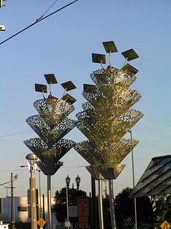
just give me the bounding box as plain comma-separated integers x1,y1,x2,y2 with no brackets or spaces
0,0,171,199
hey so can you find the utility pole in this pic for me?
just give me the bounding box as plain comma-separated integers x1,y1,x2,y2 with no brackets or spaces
11,172,17,229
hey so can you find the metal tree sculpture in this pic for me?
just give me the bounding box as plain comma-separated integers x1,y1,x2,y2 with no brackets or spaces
74,41,143,229
24,74,76,229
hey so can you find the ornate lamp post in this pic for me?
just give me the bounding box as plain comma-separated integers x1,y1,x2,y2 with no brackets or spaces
66,175,71,188
26,153,38,229
24,74,76,229
75,175,81,190
65,175,71,229
74,41,143,229
129,130,137,229
86,166,104,229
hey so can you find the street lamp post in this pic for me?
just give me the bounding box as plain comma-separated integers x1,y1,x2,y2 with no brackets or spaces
65,175,71,229
24,74,76,229
129,130,138,229
20,166,42,219
75,175,81,190
98,178,104,229
74,41,143,229
37,169,42,219
26,153,38,229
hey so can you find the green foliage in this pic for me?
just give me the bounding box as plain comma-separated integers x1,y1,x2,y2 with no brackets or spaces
153,195,171,223
115,187,153,228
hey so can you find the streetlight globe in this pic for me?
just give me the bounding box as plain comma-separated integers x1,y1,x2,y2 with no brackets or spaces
25,153,38,229
26,153,38,161
65,175,70,187
26,153,38,171
75,175,81,185
75,175,81,190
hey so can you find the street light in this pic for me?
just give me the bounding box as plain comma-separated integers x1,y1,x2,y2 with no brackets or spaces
128,130,138,229
0,25,5,31
20,165,42,220
24,73,76,229
75,175,81,190
65,175,71,188
65,175,70,229
26,153,38,229
37,169,42,219
74,40,143,229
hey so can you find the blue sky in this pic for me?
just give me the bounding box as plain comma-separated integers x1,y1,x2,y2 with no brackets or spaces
0,0,171,198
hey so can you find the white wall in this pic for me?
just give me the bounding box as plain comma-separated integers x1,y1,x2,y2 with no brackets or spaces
0,196,57,225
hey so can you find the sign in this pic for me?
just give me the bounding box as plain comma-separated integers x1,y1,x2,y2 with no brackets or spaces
160,221,171,229
37,218,46,227
64,220,71,227
69,206,77,217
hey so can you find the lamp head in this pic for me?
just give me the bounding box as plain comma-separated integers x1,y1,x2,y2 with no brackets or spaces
75,175,81,185
65,175,71,185
26,153,38,171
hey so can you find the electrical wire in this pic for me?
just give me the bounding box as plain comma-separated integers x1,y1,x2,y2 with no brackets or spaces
0,165,87,173
0,130,33,138
0,0,78,46
37,0,59,20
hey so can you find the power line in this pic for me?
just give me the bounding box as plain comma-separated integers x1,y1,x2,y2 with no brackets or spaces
37,0,59,20
62,165,88,168
0,0,78,45
0,130,33,138
0,165,87,172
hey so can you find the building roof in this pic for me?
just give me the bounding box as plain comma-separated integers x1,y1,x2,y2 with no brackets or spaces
130,155,171,197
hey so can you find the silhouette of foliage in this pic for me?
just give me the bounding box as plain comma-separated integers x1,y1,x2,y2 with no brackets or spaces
54,187,87,224
115,187,153,228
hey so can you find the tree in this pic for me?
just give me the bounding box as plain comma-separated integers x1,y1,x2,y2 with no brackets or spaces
114,187,153,228
153,195,171,223
54,187,87,225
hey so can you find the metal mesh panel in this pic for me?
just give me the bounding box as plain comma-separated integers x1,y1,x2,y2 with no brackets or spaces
74,139,138,165
24,138,75,161
75,63,143,170
26,115,75,146
86,166,104,180
76,109,143,141
33,95,74,128
86,164,126,180
82,89,141,113
37,160,63,175
90,67,136,88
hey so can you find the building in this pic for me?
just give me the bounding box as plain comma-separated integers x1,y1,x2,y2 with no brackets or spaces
0,196,57,226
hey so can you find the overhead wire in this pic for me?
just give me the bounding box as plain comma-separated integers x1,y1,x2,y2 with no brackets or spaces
0,0,78,134
0,165,88,173
0,0,78,45
37,0,60,20
0,130,33,138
